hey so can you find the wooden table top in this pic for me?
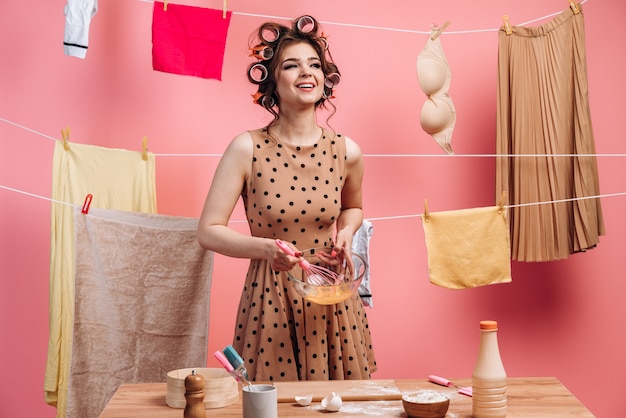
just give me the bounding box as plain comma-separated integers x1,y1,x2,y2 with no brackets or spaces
98,377,594,417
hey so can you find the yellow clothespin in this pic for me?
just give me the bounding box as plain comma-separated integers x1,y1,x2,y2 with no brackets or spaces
61,126,70,151
222,0,228,19
569,0,580,14
142,136,148,161
423,199,430,222
163,0,168,11
498,191,507,214
502,15,513,35
430,21,450,41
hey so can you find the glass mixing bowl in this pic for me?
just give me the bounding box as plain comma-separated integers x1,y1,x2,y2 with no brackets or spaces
287,249,367,305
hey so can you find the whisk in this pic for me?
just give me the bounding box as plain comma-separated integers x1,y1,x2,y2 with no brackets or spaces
275,239,341,286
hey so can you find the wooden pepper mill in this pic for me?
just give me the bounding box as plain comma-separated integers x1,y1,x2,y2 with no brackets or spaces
184,369,206,418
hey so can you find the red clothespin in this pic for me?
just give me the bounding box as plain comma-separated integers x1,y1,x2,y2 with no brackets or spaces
82,194,93,214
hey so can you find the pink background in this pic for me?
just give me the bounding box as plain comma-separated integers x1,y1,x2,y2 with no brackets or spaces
1,0,624,417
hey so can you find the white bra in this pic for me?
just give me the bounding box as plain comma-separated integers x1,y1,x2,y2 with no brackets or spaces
417,35,456,154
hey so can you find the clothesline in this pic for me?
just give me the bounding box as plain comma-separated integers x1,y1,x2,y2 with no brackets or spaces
141,0,589,36
154,153,626,158
2,116,624,159
2,184,624,224
0,0,613,221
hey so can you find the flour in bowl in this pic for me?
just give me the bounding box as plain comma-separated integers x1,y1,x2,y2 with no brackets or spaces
402,390,448,403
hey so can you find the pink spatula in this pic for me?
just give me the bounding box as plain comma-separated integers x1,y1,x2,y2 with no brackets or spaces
428,375,473,397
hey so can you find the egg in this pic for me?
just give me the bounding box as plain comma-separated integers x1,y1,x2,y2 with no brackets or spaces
294,394,313,406
321,392,342,412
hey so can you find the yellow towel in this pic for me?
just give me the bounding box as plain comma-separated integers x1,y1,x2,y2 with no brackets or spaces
422,205,512,289
44,140,156,418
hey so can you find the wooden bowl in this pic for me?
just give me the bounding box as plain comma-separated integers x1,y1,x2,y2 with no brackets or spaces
166,367,239,409
402,390,450,418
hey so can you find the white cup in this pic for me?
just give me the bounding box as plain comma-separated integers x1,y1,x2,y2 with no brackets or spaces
242,384,277,418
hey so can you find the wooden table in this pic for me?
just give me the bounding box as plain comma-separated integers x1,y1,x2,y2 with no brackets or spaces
98,377,594,417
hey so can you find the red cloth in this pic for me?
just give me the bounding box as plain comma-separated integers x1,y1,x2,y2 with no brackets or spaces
152,2,231,80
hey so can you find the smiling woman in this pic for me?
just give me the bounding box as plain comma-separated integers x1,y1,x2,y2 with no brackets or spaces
197,15,375,382
246,15,341,128
3,1,624,417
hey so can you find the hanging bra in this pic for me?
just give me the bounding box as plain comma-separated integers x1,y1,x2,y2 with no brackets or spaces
417,34,456,154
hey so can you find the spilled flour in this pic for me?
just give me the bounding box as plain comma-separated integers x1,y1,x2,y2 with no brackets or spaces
310,400,403,415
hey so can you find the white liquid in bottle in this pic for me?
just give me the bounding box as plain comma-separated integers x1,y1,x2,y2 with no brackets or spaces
472,320,507,418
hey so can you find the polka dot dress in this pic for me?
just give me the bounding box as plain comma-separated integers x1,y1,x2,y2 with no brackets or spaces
233,128,377,381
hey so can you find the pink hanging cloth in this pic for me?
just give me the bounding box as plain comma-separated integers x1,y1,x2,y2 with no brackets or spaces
152,2,231,80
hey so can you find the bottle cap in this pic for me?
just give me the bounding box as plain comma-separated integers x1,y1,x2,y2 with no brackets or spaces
480,320,498,330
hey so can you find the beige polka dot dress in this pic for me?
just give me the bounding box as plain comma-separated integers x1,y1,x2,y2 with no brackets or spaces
232,128,377,381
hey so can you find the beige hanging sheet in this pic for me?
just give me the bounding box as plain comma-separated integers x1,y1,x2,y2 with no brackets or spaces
495,3,604,262
67,207,213,418
44,140,156,418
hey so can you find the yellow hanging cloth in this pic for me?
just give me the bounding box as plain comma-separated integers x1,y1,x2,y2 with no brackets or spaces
44,140,156,418
422,204,512,289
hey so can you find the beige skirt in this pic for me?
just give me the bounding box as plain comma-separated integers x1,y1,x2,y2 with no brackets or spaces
495,3,604,262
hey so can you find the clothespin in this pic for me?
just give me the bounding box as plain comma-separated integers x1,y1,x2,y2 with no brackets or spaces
423,199,430,222
82,194,93,214
222,0,228,19
569,0,580,14
498,191,507,214
142,136,148,161
502,15,513,35
61,126,70,151
430,21,450,41
163,0,168,11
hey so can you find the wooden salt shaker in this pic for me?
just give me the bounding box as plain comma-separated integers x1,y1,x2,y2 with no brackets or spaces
184,369,206,418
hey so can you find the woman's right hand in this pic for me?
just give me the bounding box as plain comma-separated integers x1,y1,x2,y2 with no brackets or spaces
271,240,303,271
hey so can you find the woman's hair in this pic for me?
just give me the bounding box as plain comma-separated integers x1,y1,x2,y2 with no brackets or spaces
246,15,340,128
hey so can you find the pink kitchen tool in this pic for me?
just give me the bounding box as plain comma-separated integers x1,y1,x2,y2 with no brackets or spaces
214,350,252,388
275,239,341,286
428,374,473,397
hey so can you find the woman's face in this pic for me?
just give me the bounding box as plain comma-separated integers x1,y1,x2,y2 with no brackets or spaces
274,42,324,108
